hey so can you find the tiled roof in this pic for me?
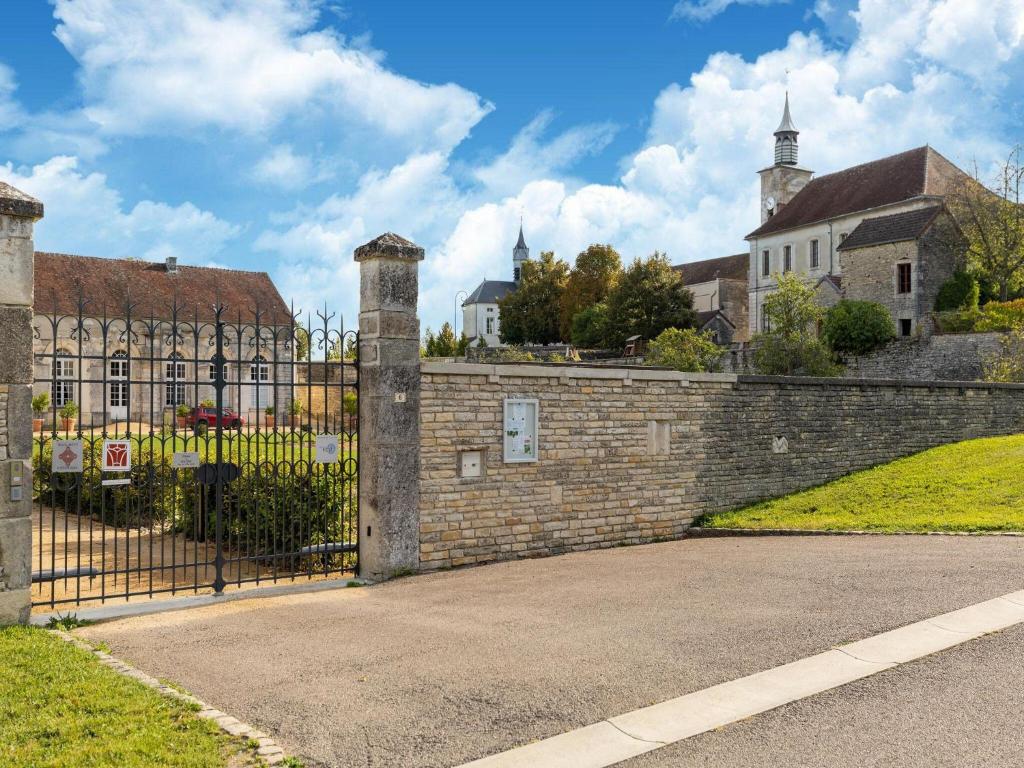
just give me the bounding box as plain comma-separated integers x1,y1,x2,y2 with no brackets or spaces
747,146,966,239
836,206,944,251
696,309,736,329
463,279,517,306
674,253,748,285
816,274,843,292
34,252,290,322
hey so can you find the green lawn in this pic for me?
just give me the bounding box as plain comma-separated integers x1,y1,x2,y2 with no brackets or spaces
0,627,251,768
701,434,1024,533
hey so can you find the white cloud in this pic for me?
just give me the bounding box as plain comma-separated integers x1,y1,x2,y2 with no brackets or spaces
0,155,240,262
250,144,331,190
52,0,492,154
472,111,618,197
671,0,791,23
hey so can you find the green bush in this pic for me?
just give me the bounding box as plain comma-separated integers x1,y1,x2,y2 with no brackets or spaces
822,300,896,354
935,271,980,311
570,302,609,348
752,335,842,377
31,393,50,415
935,298,1024,333
646,327,722,372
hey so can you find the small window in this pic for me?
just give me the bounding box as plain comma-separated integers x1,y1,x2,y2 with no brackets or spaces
783,245,792,273
52,350,75,407
899,318,913,337
485,317,495,335
513,267,521,281
761,249,770,277
761,309,771,332
250,355,270,382
897,263,912,294
839,232,849,244
809,239,820,269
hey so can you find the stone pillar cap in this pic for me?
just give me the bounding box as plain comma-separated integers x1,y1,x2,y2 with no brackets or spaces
0,182,43,219
354,232,425,262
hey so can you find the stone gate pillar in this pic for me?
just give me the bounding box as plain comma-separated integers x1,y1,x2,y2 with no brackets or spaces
355,233,424,581
0,183,42,624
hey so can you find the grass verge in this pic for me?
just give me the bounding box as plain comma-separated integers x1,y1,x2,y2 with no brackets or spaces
0,626,249,767
700,434,1024,533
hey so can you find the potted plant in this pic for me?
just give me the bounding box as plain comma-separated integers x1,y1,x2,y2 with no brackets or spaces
32,392,49,433
264,405,275,428
176,404,190,428
288,399,303,428
199,398,215,408
58,401,78,432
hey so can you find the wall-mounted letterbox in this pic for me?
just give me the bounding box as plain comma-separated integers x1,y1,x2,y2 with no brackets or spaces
459,450,483,478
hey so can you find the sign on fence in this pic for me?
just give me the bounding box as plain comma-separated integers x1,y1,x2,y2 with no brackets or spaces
51,440,83,473
102,440,131,472
172,451,201,469
315,434,339,463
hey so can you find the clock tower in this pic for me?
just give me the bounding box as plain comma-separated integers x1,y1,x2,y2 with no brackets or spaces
758,93,813,223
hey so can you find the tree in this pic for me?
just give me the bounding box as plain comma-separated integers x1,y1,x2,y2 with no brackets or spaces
646,327,722,372
559,244,622,340
498,251,570,344
935,270,981,312
294,324,311,361
821,300,896,355
603,252,696,348
570,302,610,348
945,146,1024,301
423,322,462,357
752,272,840,376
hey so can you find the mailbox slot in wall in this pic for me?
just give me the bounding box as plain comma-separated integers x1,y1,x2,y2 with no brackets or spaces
459,449,483,478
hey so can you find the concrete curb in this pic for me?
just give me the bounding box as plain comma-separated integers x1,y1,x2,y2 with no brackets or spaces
687,526,1024,538
458,588,1024,768
50,629,293,766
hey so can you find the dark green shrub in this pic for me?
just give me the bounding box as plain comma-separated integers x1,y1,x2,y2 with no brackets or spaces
935,271,980,311
752,335,841,377
822,300,896,354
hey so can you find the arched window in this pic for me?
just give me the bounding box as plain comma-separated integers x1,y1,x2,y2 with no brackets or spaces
52,350,75,407
165,352,186,406
209,355,228,382
250,355,270,382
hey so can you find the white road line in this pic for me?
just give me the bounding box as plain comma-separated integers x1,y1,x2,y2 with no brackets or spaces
457,590,1024,768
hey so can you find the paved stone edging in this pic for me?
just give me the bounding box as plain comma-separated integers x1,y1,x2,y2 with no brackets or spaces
458,589,1024,768
687,527,1024,537
50,629,291,766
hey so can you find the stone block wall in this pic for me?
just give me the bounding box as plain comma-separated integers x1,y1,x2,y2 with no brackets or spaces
841,332,1004,382
418,361,1024,571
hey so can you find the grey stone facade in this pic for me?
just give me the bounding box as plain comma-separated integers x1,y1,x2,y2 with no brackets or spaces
0,183,41,625
417,362,1024,570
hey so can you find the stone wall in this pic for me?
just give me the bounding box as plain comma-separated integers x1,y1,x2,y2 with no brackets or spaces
841,332,1004,381
418,361,1024,571
0,184,41,624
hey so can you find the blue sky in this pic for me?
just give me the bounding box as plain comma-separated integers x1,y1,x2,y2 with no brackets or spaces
1,0,1022,333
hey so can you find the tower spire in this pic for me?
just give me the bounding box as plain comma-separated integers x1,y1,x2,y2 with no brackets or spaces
773,92,799,166
512,220,529,281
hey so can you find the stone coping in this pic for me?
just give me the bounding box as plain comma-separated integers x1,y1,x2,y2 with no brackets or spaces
420,361,1024,391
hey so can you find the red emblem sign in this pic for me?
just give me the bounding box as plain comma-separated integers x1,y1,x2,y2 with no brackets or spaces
102,440,131,472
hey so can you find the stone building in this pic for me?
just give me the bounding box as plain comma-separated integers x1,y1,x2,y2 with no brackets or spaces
673,252,749,344
461,225,530,347
746,94,970,337
32,252,292,426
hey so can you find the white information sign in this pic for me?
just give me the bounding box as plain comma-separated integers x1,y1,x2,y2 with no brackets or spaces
503,398,539,463
51,440,84,473
102,440,132,472
172,451,201,469
315,434,339,463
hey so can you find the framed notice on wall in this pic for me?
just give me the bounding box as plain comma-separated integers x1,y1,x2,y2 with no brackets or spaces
503,398,539,463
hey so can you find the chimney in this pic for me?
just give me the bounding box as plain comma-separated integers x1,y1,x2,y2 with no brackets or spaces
165,256,178,273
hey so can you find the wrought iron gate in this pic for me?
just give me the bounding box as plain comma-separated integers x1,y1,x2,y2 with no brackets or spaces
31,293,358,608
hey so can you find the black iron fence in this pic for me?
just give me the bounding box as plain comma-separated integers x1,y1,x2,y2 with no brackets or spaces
31,292,358,608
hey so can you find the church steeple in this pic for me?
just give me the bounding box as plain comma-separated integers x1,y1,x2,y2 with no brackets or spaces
512,221,529,281
773,92,799,166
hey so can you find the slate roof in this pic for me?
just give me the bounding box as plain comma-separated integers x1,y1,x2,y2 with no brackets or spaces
836,206,944,251
696,309,735,329
674,253,748,285
747,146,966,239
463,279,517,306
34,252,290,322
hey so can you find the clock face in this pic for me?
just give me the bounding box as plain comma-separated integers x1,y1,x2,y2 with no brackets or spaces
763,195,777,211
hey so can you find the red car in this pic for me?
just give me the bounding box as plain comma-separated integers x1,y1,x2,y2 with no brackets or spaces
186,406,244,434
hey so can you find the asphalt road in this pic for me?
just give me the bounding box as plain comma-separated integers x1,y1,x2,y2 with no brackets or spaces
623,622,1024,768
77,535,1024,768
